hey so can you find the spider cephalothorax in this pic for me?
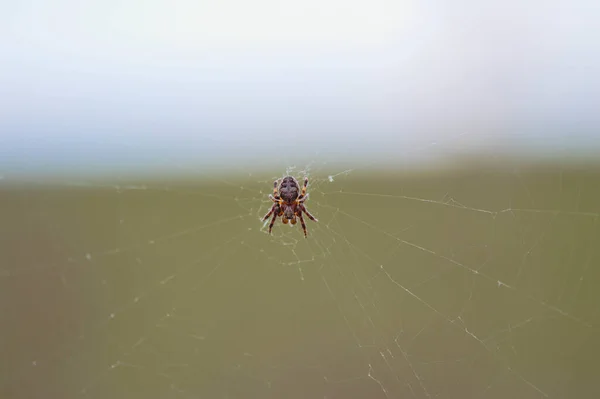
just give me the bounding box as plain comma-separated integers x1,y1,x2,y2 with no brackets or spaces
262,176,318,237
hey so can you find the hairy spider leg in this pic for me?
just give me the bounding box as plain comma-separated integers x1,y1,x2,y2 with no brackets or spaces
262,202,280,222
268,211,278,233
298,193,309,203
300,204,318,222
269,194,279,203
298,212,307,237
262,206,274,221
297,177,309,201
272,180,279,196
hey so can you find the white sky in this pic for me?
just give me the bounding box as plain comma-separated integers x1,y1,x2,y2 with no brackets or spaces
1,0,599,172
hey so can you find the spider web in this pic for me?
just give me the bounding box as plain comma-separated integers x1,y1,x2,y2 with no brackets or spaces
1,137,599,399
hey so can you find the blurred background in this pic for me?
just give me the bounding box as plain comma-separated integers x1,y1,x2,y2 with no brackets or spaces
1,1,599,398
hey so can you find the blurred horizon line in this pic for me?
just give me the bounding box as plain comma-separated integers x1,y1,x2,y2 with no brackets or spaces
1,138,599,184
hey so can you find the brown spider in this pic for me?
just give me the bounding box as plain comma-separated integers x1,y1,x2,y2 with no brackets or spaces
262,176,318,237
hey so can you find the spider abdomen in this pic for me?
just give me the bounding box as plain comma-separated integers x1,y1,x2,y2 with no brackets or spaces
278,176,300,203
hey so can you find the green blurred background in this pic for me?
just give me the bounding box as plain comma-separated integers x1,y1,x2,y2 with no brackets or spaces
1,160,598,399
4,1,600,397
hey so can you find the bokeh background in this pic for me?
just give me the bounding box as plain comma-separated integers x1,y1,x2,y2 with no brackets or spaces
1,1,599,398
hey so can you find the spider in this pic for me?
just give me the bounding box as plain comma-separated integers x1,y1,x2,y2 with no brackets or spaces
262,176,318,237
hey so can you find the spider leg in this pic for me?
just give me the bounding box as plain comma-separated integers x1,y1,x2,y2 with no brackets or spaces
300,204,318,222
268,212,278,234
298,193,309,203
262,207,274,221
269,194,280,203
262,203,278,221
298,212,308,237
297,177,309,201
272,180,279,196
